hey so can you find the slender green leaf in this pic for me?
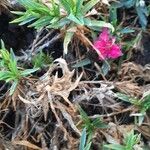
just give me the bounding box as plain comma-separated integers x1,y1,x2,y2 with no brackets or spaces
78,106,91,125
11,11,25,15
79,128,87,150
84,142,92,150
47,18,70,29
101,61,111,76
60,0,73,14
29,16,53,28
1,40,6,49
9,80,18,95
20,68,39,76
72,58,92,68
0,71,12,80
8,60,19,76
120,28,135,34
92,118,108,129
67,13,84,25
84,18,114,32
63,31,74,54
76,0,84,14
83,0,99,14
116,93,131,103
104,144,125,150
136,5,148,28
19,16,37,25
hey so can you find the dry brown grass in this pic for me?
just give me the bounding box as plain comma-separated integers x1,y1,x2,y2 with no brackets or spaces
0,0,10,14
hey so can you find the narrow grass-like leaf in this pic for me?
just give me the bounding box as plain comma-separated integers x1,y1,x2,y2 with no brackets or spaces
72,58,92,68
11,11,25,15
116,93,131,103
104,144,125,150
92,118,108,129
78,106,91,125
47,18,70,29
0,71,12,80
20,68,39,76
84,142,92,150
60,0,73,14
83,0,99,14
76,0,84,14
79,128,87,150
101,61,111,76
84,18,114,32
19,16,37,26
63,31,74,54
9,80,18,95
120,28,135,34
67,13,84,25
29,16,53,28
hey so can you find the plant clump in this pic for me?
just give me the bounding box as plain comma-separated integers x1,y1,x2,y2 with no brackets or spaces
0,0,150,149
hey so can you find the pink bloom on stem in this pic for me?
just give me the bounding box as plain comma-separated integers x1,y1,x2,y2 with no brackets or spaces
93,28,122,60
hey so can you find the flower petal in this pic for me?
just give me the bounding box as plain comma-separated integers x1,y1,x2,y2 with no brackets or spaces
108,44,122,59
93,27,122,60
99,27,109,42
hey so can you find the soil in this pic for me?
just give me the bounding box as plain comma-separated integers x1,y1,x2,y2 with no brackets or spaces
132,33,150,66
0,12,35,51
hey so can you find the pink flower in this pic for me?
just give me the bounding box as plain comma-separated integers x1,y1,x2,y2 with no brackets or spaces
93,28,122,60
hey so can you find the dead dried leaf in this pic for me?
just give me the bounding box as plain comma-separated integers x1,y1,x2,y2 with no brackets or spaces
12,140,42,150
57,101,81,135
115,81,142,97
102,0,110,5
